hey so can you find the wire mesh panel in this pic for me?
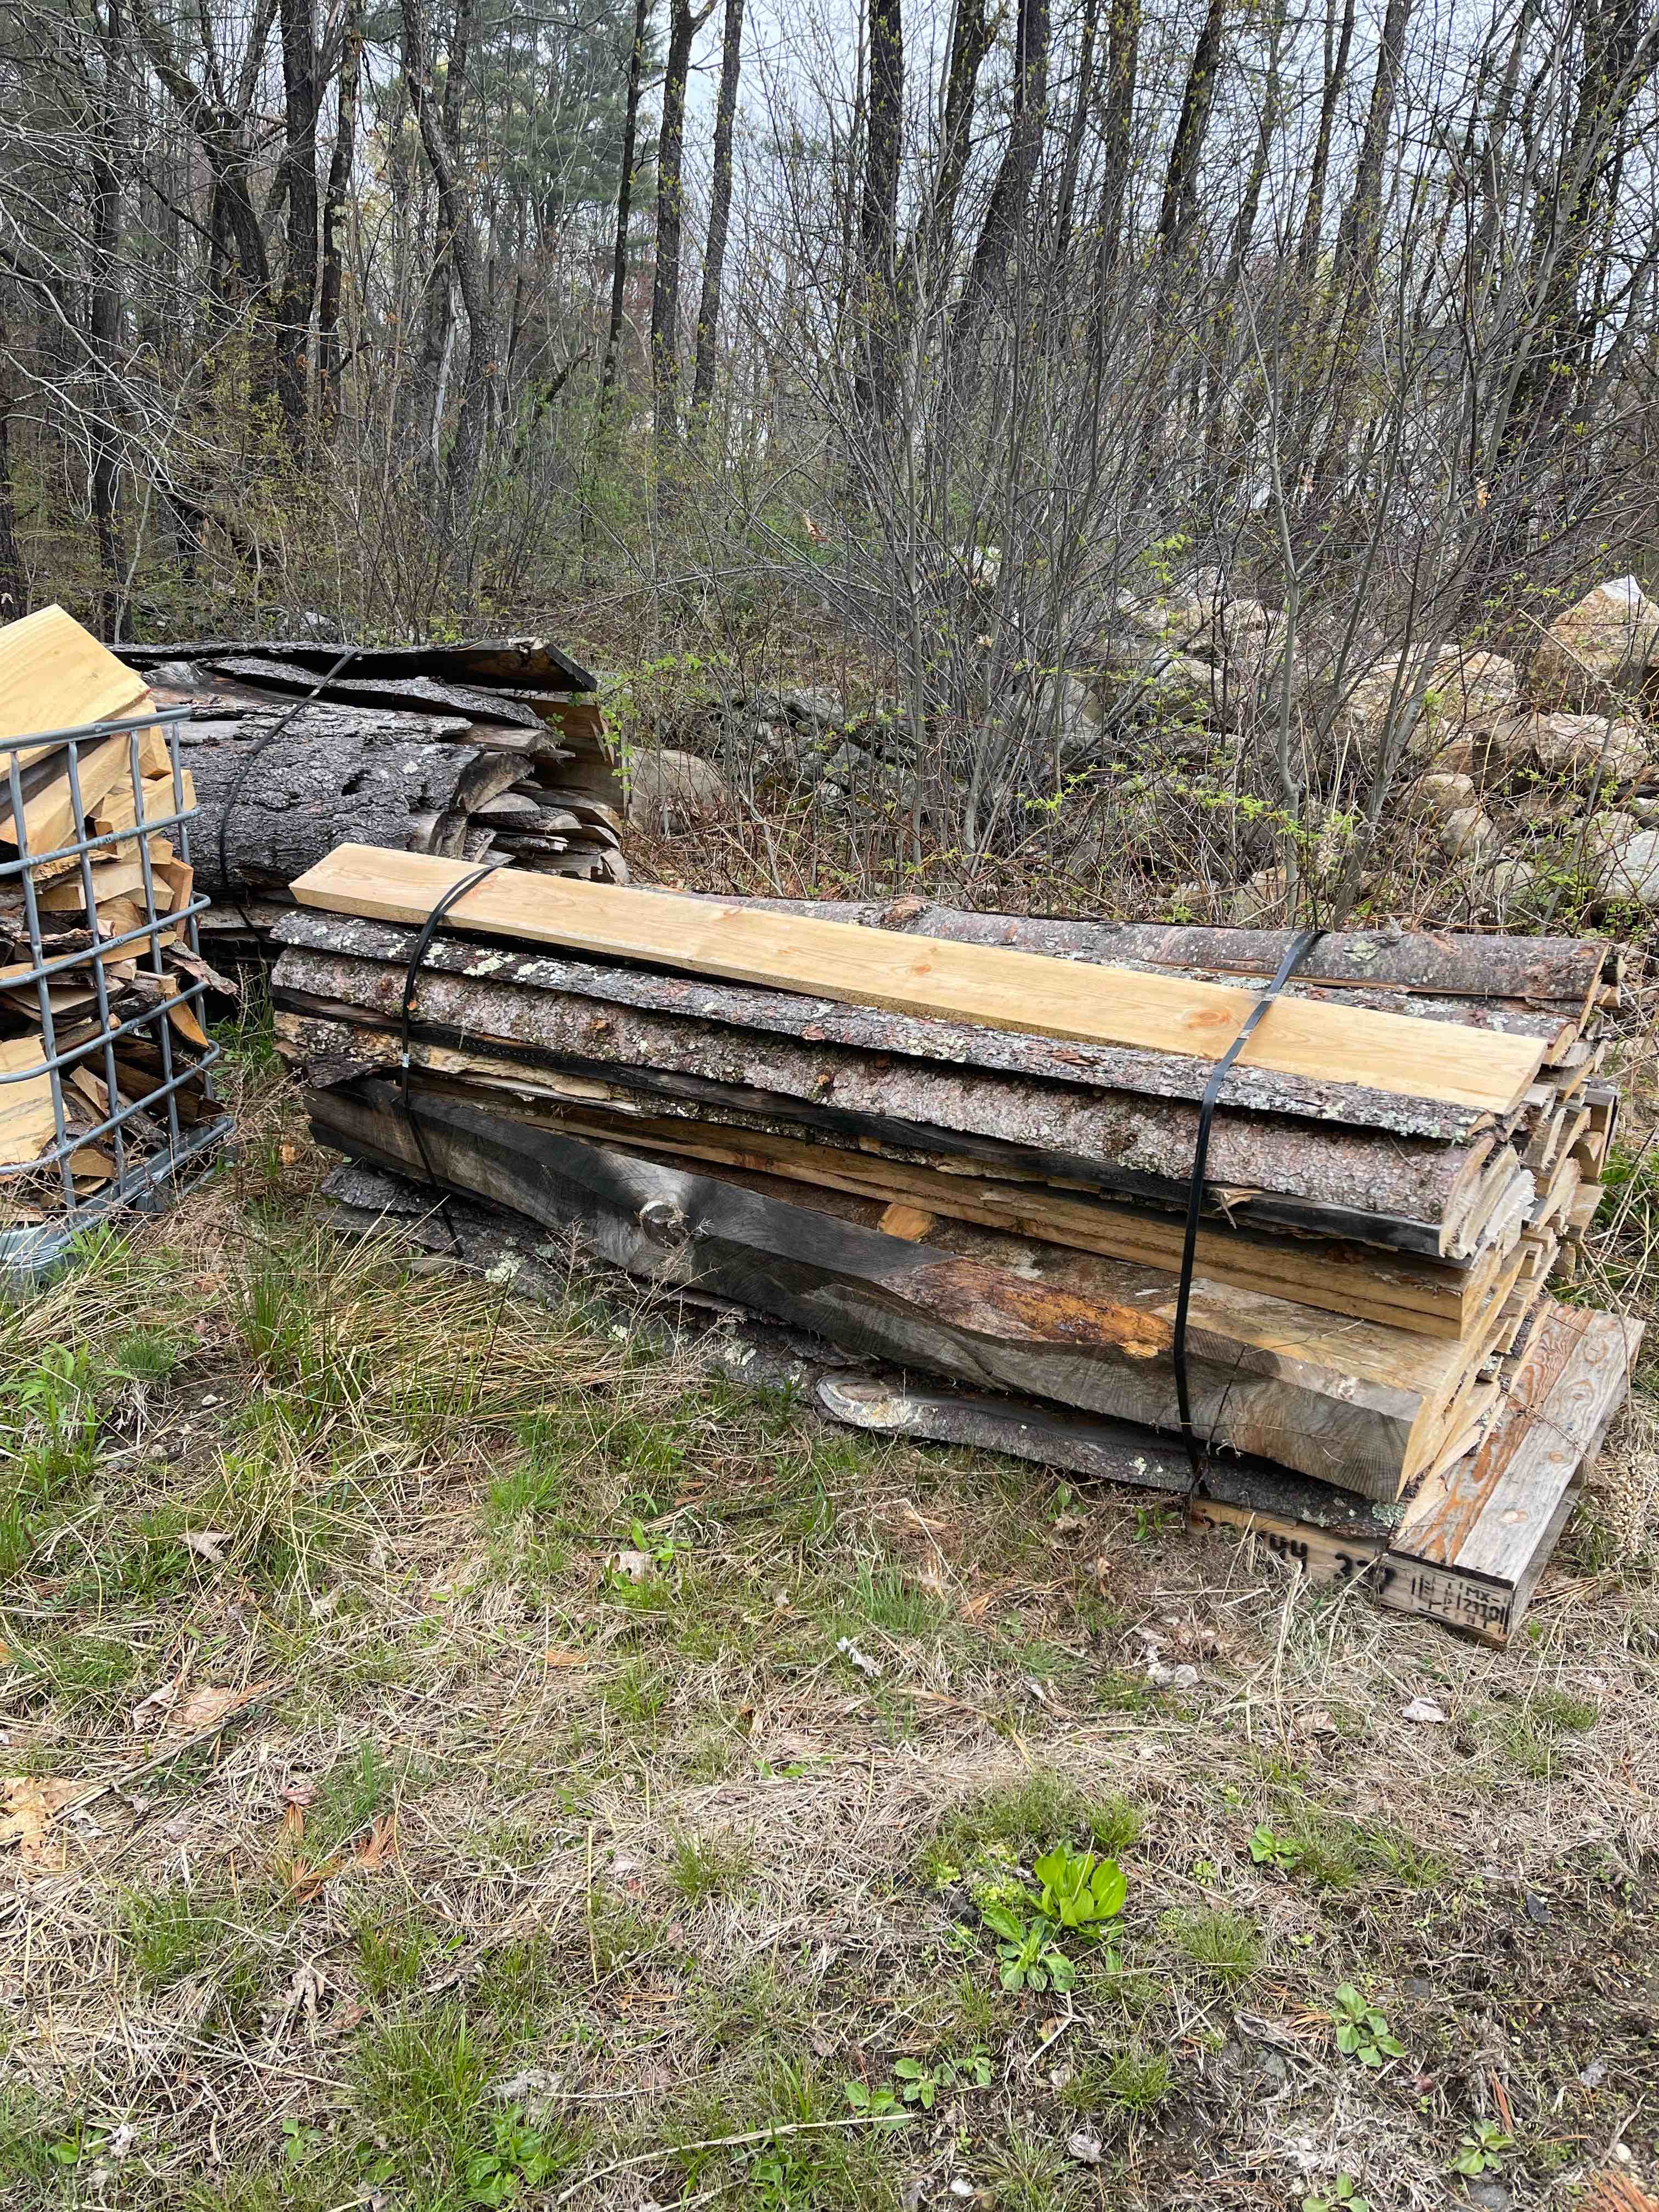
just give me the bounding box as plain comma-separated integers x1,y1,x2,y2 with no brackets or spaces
1,704,233,1277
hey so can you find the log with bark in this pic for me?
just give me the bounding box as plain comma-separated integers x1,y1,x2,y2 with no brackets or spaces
111,636,625,945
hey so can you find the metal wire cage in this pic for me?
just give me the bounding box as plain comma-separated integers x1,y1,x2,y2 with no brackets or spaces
1,706,233,1277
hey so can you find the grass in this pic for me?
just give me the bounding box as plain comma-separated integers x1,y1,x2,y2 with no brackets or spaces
1161,1905,1262,1986
920,1768,1146,1882
3,1073,1656,2210
669,1826,755,1902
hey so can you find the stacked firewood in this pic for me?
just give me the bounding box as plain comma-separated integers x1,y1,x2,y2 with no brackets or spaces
273,847,1641,1641
2,608,225,1231
113,636,625,958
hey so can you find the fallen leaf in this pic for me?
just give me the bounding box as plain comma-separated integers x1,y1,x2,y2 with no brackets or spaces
608,1549,653,1583
1402,1695,1448,1724
356,1812,399,1872
131,1679,269,1740
0,1775,80,1866
129,1680,180,1731
285,1854,345,1905
180,1530,229,1564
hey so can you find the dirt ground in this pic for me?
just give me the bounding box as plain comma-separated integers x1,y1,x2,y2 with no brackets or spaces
2,1041,1657,2212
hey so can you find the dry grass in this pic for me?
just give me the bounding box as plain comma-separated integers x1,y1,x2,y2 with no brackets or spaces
2,1036,1657,2212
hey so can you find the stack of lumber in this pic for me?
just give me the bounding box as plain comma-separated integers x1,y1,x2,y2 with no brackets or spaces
112,635,625,952
273,845,1641,1642
2,607,223,1229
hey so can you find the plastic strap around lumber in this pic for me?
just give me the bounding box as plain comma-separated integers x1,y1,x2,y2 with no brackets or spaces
397,858,505,1220
1175,926,1326,1486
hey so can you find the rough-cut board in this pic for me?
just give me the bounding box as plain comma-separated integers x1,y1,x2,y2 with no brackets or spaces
745,900,1620,1018
304,1082,1504,1498
308,1147,1614,1650
276,1004,1502,1340
268,933,1510,1248
289,847,1545,1114
119,634,599,693
815,1372,1390,1529
268,911,1505,1146
0,605,150,752
1391,1304,1640,1584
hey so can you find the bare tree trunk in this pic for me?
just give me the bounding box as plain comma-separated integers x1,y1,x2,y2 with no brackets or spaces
689,0,745,430
1223,0,1286,292
1053,0,1102,270
601,0,652,407
925,0,992,276
1312,0,1417,487
318,0,363,439
957,0,1049,332
0,388,26,623
855,0,902,410
403,0,499,577
651,0,710,447
89,0,127,639
1155,0,1229,264
276,0,319,444
1095,0,1139,270
1509,0,1658,446
1294,0,1357,291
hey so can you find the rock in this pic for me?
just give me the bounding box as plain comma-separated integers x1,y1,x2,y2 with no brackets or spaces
781,686,845,730
1478,856,1546,920
1440,806,1500,860
1137,650,1224,726
1587,817,1659,906
1229,866,1287,924
1464,2181,1511,2212
1116,589,1207,651
625,747,732,833
1411,771,1476,820
1048,672,1107,766
1530,712,1649,786
1513,781,1581,828
1339,646,1516,762
1530,577,1659,706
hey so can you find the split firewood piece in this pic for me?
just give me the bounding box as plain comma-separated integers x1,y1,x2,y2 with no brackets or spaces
0,604,150,754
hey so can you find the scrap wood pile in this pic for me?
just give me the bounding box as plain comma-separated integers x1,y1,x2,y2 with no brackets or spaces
112,635,625,956
273,844,1645,1644
2,608,225,1237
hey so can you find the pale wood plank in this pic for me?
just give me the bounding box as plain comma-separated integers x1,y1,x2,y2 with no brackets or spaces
0,605,149,753
289,845,1545,1114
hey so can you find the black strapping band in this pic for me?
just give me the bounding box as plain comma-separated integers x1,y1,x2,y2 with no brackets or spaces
217,644,362,933
398,860,502,1225
1172,925,1327,1487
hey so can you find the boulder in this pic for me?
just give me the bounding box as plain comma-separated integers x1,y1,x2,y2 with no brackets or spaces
1440,806,1500,860
1588,823,1659,909
1530,712,1649,786
1529,577,1659,707
1048,672,1107,767
1410,771,1476,820
1478,856,1546,919
626,747,732,834
1229,866,1288,924
1338,646,1517,762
